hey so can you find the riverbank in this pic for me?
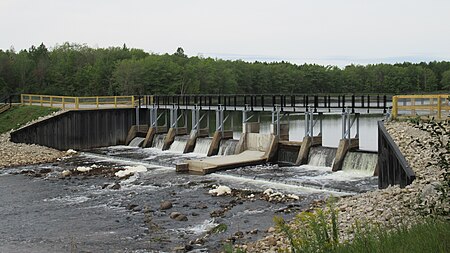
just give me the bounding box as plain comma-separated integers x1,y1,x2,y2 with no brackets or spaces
244,119,449,252
0,107,68,168
0,132,68,168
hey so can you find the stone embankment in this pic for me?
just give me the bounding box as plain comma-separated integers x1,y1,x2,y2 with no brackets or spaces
0,110,68,168
244,120,449,252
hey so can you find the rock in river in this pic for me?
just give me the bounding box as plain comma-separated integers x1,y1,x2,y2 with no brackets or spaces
160,200,173,210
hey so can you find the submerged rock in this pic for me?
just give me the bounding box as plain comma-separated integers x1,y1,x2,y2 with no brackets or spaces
160,200,173,210
170,212,188,221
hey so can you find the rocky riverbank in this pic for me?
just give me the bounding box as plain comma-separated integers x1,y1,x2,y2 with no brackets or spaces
0,110,69,168
0,132,68,168
243,119,449,252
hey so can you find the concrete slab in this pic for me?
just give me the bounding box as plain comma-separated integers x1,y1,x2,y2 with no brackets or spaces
187,150,266,175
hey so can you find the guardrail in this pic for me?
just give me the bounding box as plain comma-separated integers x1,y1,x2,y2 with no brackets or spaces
0,94,19,113
20,94,136,109
144,94,391,113
392,94,450,119
0,95,12,114
378,121,415,188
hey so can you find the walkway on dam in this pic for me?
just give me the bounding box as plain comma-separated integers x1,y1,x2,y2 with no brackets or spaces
18,93,449,119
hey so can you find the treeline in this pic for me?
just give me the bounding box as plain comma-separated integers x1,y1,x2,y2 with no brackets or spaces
1,42,450,96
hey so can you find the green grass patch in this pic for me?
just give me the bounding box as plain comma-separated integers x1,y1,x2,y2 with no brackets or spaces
275,201,450,253
333,220,450,253
0,105,59,134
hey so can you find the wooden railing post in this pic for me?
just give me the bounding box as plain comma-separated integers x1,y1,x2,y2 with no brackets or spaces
392,96,398,119
437,96,442,119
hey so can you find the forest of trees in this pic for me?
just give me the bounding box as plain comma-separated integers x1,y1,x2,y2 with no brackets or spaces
1,42,450,97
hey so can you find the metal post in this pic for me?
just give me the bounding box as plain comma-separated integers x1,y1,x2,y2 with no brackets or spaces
150,107,157,128
351,95,355,113
192,106,200,130
347,110,351,141
243,108,247,124
170,105,178,129
261,95,264,111
356,113,360,138
342,110,347,139
342,95,346,112
136,106,140,131
305,111,309,136
277,106,280,136
319,113,323,136
216,105,224,133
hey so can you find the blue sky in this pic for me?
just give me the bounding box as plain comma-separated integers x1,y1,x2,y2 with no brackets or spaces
1,0,449,66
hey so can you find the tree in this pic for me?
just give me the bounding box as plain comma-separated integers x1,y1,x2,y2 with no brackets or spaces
441,70,450,90
174,47,187,58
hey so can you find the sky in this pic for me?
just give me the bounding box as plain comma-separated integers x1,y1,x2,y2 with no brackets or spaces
1,0,449,66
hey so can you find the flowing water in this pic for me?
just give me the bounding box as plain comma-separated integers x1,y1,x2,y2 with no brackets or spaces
0,144,378,252
193,138,213,155
342,151,378,175
218,139,238,156
151,134,166,149
168,135,189,153
307,146,337,167
0,114,382,252
128,137,145,147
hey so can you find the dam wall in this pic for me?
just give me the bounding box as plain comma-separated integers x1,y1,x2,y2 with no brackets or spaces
10,108,149,150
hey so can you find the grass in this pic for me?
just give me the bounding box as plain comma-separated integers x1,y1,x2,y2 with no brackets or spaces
333,220,450,253
274,199,450,253
0,105,59,134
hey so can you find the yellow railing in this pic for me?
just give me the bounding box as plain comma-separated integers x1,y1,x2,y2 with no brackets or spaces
20,94,136,110
392,94,450,119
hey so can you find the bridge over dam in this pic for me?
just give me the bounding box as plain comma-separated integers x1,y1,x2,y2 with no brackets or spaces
10,93,442,190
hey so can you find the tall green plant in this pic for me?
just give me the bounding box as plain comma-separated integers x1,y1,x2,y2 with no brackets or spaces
274,198,340,253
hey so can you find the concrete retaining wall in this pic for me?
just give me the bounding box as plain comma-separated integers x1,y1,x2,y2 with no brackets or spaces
10,108,150,150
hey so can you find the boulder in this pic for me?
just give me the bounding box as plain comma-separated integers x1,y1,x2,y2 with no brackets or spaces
160,200,173,210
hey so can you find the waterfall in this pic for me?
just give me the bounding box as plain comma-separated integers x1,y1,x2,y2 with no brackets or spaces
342,151,377,175
193,138,212,155
151,134,166,149
218,139,238,156
128,137,145,147
169,135,189,153
277,148,298,165
307,147,337,167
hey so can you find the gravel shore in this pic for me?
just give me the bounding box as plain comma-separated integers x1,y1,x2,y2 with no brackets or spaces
0,110,68,169
244,120,449,252
0,132,66,168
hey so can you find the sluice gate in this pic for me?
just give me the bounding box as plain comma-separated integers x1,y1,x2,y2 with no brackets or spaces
117,104,378,176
